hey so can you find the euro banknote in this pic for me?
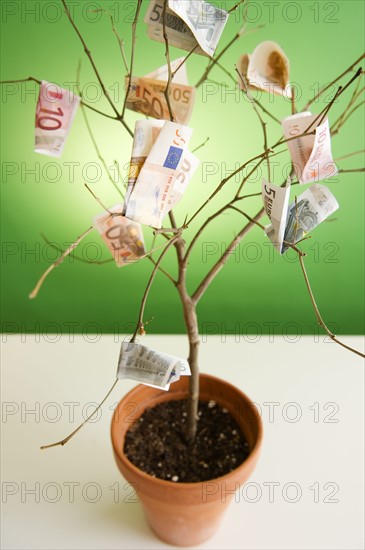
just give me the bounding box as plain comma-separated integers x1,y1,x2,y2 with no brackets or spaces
145,0,228,56
282,112,338,184
125,57,195,124
117,341,190,390
93,204,145,267
125,121,199,228
35,81,80,157
237,41,291,98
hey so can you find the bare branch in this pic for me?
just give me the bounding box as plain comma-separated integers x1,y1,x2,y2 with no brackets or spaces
40,234,113,265
29,226,94,299
131,234,181,341
192,136,210,153
228,205,266,230
196,23,264,88
77,62,124,198
92,9,129,73
192,208,265,304
228,0,246,13
331,100,365,136
41,379,119,449
298,255,365,359
303,53,365,110
335,149,365,162
121,0,143,119
60,0,133,136
162,0,175,121
236,68,271,180
84,183,113,212
0,76,118,120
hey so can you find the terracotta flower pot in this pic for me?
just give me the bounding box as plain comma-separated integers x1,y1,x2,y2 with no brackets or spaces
111,373,263,547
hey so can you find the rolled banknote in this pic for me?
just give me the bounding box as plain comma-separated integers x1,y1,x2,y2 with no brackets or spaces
125,58,196,124
145,0,228,56
123,120,165,214
237,41,292,98
93,204,145,267
282,112,338,184
35,81,80,157
262,180,290,253
125,121,199,228
282,184,339,253
117,341,190,390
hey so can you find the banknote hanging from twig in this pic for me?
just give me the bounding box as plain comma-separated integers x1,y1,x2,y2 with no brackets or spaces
124,120,200,229
35,81,80,157
117,341,191,390
262,180,339,253
93,204,146,267
123,120,165,214
237,41,292,98
282,112,338,184
145,0,229,56
125,58,196,124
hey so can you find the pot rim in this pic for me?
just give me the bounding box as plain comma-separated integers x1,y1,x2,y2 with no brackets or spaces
111,372,263,489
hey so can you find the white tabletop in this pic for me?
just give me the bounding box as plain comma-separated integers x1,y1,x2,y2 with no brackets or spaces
1,335,364,549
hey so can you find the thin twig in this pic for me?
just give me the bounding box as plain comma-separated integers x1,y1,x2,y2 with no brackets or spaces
60,2,117,118
162,0,175,121
29,226,94,299
121,0,143,119
192,209,265,304
92,9,129,73
331,79,363,132
228,205,266,230
196,23,264,88
131,235,181,341
236,68,271,180
334,149,365,162
298,255,365,358
338,168,365,173
303,53,365,110
331,100,365,136
0,76,117,120
41,379,119,449
84,183,113,212
228,0,246,13
76,62,124,198
171,46,198,79
40,234,113,265
60,0,133,137
146,256,176,284
192,137,210,153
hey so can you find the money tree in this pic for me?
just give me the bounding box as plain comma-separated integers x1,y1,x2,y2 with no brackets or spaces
1,0,364,448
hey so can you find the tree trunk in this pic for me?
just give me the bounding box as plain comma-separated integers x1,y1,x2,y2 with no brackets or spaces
177,283,200,442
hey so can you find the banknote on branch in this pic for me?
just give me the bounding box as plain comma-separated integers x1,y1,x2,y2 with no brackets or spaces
117,341,191,390
282,183,339,253
262,180,291,253
123,120,165,214
93,204,145,267
35,81,80,157
237,41,292,98
262,180,339,254
145,0,228,56
124,121,199,229
282,112,338,184
125,57,195,124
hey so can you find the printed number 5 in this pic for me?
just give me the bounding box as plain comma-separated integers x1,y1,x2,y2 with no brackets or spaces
264,185,276,199
150,3,163,22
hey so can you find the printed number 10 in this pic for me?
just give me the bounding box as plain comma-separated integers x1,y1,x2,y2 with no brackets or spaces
37,107,64,131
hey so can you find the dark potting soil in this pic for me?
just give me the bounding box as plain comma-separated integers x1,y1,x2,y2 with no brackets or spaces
124,399,250,483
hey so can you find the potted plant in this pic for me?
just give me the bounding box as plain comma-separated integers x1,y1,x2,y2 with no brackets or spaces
1,0,363,546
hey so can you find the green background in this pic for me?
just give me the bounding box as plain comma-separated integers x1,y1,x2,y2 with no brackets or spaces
1,0,364,336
